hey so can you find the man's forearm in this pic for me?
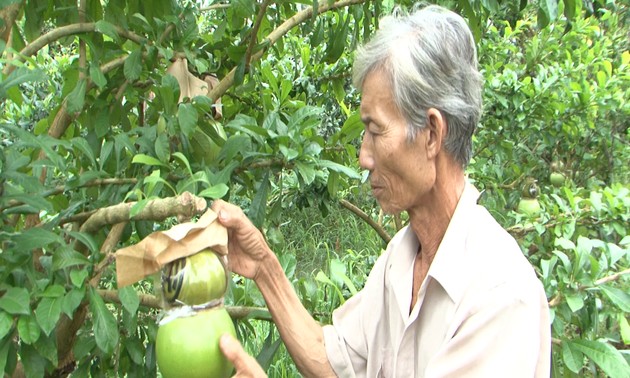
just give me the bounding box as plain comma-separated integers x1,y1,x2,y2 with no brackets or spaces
255,254,337,378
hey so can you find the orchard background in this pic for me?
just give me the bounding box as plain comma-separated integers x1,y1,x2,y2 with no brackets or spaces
0,0,628,376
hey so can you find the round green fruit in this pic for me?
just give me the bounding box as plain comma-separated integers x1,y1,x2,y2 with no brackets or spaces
162,249,228,306
156,306,236,378
517,198,541,217
549,172,566,188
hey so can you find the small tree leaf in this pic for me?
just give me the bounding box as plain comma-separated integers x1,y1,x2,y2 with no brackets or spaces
70,269,89,288
118,286,140,315
177,103,198,137
62,289,85,318
35,297,62,336
599,285,630,313
562,340,584,374
248,171,270,229
198,184,229,199
132,153,167,167
124,49,142,81
17,315,41,344
88,288,119,355
66,79,87,113
0,288,30,315
0,311,12,339
571,339,630,378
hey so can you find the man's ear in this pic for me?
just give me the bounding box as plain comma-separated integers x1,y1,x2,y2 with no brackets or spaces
425,108,446,159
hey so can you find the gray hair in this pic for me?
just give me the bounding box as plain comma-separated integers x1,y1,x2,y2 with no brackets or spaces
353,5,483,167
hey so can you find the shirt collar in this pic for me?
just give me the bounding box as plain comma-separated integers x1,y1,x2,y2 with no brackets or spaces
427,182,481,304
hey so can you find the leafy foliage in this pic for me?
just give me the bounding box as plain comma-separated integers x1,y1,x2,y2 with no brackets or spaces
0,0,628,377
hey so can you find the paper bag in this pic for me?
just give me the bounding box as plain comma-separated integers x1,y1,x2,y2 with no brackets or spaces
115,209,228,288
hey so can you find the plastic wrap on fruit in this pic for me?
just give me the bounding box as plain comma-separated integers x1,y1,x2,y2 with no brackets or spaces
156,305,236,378
161,248,228,307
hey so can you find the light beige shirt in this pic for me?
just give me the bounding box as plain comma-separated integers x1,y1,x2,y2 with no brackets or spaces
323,184,551,377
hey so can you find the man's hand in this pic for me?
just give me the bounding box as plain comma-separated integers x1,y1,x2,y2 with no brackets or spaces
211,200,273,281
220,334,268,378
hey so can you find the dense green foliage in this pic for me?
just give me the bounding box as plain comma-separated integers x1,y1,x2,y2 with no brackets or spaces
0,0,628,377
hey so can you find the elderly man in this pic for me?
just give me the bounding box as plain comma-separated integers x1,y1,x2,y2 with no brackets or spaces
215,4,551,377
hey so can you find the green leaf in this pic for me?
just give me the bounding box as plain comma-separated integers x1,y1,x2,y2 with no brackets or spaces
599,285,630,313
118,286,139,315
248,171,270,229
95,20,120,42
255,329,283,371
66,231,99,255
570,339,630,378
88,288,119,355
132,153,168,167
35,297,62,336
318,159,360,179
40,285,65,298
562,340,584,373
52,247,90,270
177,103,198,137
89,64,107,88
198,183,229,199
279,145,299,161
618,313,630,345
12,227,63,252
124,49,142,81
20,344,46,378
0,311,12,339
70,269,89,288
295,161,317,185
0,288,30,315
17,315,41,344
62,288,85,318
66,79,87,113
0,336,11,375
565,294,584,312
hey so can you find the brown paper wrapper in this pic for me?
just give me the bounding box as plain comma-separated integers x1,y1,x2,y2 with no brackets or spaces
115,209,228,288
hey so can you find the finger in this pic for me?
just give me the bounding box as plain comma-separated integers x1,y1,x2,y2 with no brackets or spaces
219,334,266,377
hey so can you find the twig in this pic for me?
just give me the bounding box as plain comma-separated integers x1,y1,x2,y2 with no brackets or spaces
97,289,272,320
339,199,391,244
244,0,273,73
548,268,630,307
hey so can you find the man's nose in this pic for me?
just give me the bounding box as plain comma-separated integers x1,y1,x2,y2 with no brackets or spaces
358,137,374,171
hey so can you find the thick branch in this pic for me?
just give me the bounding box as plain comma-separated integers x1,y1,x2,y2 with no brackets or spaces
80,192,207,233
2,23,146,75
339,199,391,244
97,289,272,320
207,0,368,102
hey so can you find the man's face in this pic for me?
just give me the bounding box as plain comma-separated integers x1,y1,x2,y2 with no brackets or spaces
358,70,435,214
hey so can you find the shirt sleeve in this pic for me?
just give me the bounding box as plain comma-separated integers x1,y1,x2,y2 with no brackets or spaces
424,280,551,378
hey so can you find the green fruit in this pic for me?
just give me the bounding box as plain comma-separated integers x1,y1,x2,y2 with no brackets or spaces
162,249,228,306
517,198,541,217
156,306,236,378
550,172,566,188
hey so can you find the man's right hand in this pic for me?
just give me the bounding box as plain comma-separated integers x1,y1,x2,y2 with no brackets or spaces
211,200,273,281
220,334,268,378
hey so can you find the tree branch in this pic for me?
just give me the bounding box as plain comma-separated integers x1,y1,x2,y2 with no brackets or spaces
548,268,630,307
97,289,272,321
244,0,273,72
80,192,207,233
339,199,391,244
207,0,368,102
2,23,146,76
